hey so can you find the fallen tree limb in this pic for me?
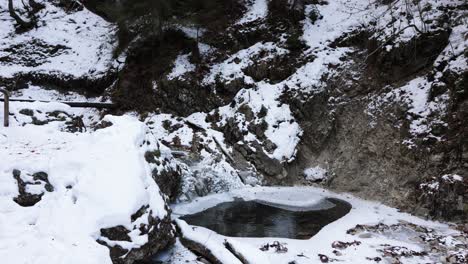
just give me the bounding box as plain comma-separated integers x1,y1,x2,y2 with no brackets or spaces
223,240,250,264
0,98,116,109
174,219,244,264
212,136,235,163
8,0,34,30
179,236,222,264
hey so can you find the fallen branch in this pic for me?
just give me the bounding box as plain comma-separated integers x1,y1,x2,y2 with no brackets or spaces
179,236,223,264
0,98,116,109
212,136,235,163
223,240,250,264
174,219,244,264
8,0,34,30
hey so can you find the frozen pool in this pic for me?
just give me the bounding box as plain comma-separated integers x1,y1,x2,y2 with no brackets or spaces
180,198,351,239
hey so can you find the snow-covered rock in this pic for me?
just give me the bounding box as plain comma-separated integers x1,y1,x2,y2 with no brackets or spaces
0,103,174,264
304,166,327,181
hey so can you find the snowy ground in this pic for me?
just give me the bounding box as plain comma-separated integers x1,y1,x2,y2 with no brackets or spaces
0,101,168,264
171,187,467,264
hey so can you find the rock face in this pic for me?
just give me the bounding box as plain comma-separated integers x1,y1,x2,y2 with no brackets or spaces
418,174,467,220
282,11,467,220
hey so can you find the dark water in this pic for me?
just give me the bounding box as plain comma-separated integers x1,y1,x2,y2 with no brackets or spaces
180,198,351,239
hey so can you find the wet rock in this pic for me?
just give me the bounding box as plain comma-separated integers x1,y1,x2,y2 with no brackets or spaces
100,225,131,242
259,241,288,253
12,170,53,207
0,70,116,96
94,120,113,130
365,256,382,262
263,139,277,153
48,110,71,121
31,116,49,126
32,172,54,192
153,167,181,202
214,77,246,102
331,240,361,250
65,116,86,132
417,174,467,221
238,104,254,121
19,109,34,116
243,55,302,84
144,150,161,164
248,120,268,139
223,118,245,143
235,142,284,179
268,0,305,24
367,30,451,82
97,205,175,264
145,149,182,201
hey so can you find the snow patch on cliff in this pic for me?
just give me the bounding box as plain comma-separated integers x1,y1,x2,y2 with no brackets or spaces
237,0,268,24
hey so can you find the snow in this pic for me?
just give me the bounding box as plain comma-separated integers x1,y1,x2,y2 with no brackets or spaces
441,174,464,183
0,102,167,264
420,181,440,194
173,187,326,216
196,0,466,163
203,42,288,85
11,84,109,103
237,0,268,25
202,40,303,161
368,76,448,145
153,238,202,263
174,186,464,264
176,25,205,39
198,0,378,163
302,0,370,50
176,219,244,264
168,53,196,80
0,0,117,79
436,25,468,75
304,166,327,181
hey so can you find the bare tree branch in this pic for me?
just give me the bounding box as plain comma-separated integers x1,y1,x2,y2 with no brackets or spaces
8,0,33,30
